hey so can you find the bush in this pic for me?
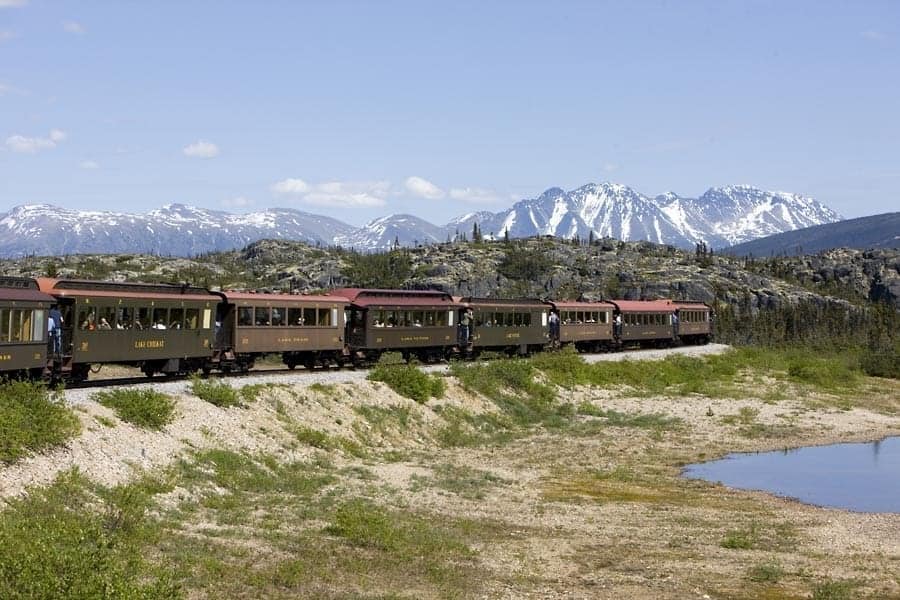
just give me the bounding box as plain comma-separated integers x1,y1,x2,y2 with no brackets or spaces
0,469,180,599
190,376,240,407
859,344,900,379
92,388,176,430
367,364,446,404
0,381,80,464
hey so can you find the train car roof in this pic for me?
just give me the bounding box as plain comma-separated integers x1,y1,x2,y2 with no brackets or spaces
0,277,55,303
220,291,350,304
460,297,547,308
36,278,220,302
672,301,711,311
332,288,457,307
610,300,676,313
547,300,616,310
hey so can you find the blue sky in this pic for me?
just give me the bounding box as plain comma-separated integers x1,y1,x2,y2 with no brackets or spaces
1,0,897,226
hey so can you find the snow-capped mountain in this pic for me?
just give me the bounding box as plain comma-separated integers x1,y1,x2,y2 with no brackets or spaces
0,203,355,257
334,214,446,249
0,183,842,257
447,183,841,249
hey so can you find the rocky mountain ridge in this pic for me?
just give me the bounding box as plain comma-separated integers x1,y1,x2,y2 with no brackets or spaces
3,236,897,313
0,183,841,257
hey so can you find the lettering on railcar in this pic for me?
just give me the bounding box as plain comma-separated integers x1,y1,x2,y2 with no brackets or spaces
400,336,431,342
505,333,521,339
134,340,165,349
0,354,11,361
276,337,311,343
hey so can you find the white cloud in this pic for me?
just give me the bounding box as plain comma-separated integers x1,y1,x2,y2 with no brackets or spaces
183,140,219,158
861,30,887,42
405,176,445,199
5,129,67,153
602,163,619,173
448,187,505,205
62,21,86,34
0,30,15,41
0,0,28,8
222,196,254,208
271,178,389,208
80,160,99,169
270,178,309,195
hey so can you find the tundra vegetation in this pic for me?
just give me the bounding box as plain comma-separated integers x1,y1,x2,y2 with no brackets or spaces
1,237,899,598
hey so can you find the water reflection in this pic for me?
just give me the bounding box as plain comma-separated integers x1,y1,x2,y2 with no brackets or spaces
682,436,900,513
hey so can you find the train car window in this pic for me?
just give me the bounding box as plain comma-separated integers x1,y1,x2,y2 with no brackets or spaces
202,309,212,329
512,312,522,327
32,309,46,342
116,307,133,329
238,307,254,327
254,307,270,326
169,308,184,330
384,311,397,327
0,308,8,342
524,312,532,326
317,309,331,327
97,306,115,330
288,307,303,325
425,311,435,327
136,307,151,330
185,308,199,330
438,310,449,327
152,308,169,329
271,308,285,327
303,307,316,326
78,309,97,331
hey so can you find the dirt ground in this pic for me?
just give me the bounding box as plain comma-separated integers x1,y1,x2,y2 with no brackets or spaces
3,349,900,599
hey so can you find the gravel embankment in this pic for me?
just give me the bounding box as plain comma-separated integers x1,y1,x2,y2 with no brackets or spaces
62,343,731,405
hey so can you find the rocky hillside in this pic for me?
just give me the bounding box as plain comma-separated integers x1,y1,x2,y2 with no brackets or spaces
3,237,898,313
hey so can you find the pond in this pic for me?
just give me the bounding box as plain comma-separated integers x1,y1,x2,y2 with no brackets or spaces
682,436,900,513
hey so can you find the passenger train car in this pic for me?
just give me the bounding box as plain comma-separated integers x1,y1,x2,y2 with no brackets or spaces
0,277,53,379
208,290,349,372
36,278,219,381
0,276,713,382
336,288,459,364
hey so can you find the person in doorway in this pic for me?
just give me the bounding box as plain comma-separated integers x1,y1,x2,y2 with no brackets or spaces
548,310,560,346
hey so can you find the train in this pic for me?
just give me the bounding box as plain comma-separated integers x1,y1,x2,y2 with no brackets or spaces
0,276,712,383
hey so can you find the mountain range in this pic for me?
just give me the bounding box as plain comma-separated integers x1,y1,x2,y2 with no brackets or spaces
724,212,900,257
0,183,843,258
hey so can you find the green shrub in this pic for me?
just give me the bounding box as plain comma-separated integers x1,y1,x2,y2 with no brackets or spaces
0,381,80,464
746,559,784,583
0,469,180,599
92,388,176,430
859,344,900,379
811,579,859,600
190,376,240,407
367,364,446,404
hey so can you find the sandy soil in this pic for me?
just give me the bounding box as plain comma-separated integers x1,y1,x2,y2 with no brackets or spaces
2,344,899,599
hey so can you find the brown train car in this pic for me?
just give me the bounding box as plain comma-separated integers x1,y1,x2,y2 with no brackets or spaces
546,300,616,352
611,300,677,348
673,301,713,345
335,288,459,364
37,278,219,381
462,297,548,356
0,277,53,379
211,291,349,371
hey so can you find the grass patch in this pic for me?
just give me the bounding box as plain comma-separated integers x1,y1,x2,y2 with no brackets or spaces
353,404,416,435
92,388,176,430
720,521,798,552
307,382,338,397
434,405,515,448
746,559,784,583
238,382,289,403
0,380,80,464
291,425,366,457
410,463,508,500
810,579,860,600
0,469,179,599
367,364,446,404
543,469,693,505
190,376,240,408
